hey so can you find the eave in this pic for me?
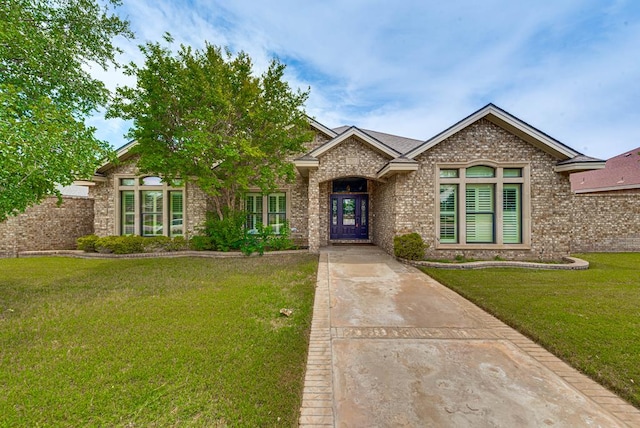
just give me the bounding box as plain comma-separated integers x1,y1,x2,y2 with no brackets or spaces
294,157,319,177
554,161,606,174
377,158,419,179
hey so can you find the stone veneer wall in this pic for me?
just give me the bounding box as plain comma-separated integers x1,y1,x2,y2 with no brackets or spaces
90,156,211,237
0,196,94,257
571,189,640,252
402,119,574,261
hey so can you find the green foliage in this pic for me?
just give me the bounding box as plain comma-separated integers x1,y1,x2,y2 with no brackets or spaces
0,0,132,221
266,221,295,251
200,209,246,251
95,235,146,254
108,37,312,215
79,235,189,254
189,235,215,251
393,232,428,260
76,234,99,252
193,210,295,255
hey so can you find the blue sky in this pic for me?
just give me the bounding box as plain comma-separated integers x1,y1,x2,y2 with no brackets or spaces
90,0,640,160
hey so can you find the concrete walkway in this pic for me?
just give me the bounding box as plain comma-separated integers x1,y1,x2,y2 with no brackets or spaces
299,245,640,427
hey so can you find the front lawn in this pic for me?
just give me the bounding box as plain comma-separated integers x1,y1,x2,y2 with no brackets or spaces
0,255,318,426
421,253,640,409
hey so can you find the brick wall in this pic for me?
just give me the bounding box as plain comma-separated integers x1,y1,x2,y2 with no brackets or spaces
403,119,575,261
0,196,94,257
90,156,212,238
571,189,640,252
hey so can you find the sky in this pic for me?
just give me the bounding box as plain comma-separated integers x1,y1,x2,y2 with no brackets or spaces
89,0,640,160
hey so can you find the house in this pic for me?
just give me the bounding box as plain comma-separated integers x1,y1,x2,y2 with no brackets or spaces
571,147,640,193
77,103,612,261
570,147,640,252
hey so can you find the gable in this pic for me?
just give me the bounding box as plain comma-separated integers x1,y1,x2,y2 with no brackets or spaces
308,127,401,159
406,104,581,161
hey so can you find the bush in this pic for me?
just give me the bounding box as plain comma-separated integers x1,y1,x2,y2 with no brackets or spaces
265,221,295,251
393,233,428,261
95,236,146,255
78,235,189,254
189,235,215,251
200,209,246,251
77,234,99,252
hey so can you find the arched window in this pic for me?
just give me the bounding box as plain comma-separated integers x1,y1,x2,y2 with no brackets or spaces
437,164,528,247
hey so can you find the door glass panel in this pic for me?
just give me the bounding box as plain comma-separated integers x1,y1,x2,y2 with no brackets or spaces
342,198,356,226
332,199,338,226
361,198,367,226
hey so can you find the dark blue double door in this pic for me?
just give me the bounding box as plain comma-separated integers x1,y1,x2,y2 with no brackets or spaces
330,194,369,239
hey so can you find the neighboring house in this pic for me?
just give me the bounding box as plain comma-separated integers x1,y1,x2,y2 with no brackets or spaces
78,103,610,261
570,147,640,252
571,148,640,193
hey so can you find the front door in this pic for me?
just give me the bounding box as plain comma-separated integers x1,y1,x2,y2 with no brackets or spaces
330,194,369,239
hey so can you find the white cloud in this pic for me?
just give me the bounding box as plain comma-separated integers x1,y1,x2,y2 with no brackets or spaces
90,0,640,159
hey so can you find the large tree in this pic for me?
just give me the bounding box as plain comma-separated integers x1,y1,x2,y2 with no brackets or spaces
108,37,312,218
0,0,132,221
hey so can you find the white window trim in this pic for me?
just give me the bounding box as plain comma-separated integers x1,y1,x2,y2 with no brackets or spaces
435,161,531,249
114,174,186,237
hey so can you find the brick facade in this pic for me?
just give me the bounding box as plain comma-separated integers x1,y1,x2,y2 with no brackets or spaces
571,189,640,252
90,156,211,238
405,119,575,261
5,114,639,259
0,196,94,257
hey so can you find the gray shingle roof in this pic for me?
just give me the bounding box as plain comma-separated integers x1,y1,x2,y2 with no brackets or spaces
333,126,423,154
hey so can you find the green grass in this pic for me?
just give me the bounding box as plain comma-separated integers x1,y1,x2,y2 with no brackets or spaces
421,253,640,409
0,254,318,426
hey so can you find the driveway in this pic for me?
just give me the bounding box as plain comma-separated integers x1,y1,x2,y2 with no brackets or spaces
299,245,640,427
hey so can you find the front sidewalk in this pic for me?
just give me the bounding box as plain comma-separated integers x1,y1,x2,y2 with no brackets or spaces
299,246,640,427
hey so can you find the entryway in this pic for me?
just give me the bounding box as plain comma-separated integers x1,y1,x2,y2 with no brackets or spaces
329,194,369,240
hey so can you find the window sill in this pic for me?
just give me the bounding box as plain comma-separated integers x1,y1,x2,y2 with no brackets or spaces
435,243,531,250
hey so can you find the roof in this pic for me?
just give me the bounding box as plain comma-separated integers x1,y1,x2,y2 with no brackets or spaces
571,147,640,193
405,103,583,160
332,126,423,153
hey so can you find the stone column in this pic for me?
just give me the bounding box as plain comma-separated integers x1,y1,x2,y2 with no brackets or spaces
308,169,320,252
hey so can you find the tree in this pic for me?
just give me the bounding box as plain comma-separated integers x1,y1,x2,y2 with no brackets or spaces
108,37,312,218
0,0,132,221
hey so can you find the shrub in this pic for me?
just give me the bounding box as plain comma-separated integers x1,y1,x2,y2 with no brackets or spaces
167,236,189,251
200,209,246,251
95,236,146,255
189,235,215,251
393,233,428,261
265,221,295,251
77,234,99,252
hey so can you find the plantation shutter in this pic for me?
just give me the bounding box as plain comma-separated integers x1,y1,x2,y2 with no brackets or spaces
503,184,521,244
466,184,494,243
439,184,458,243
121,190,135,235
267,193,286,234
245,194,263,231
169,191,184,236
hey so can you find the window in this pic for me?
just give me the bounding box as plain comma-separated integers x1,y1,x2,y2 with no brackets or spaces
466,184,495,243
439,184,458,243
121,190,135,235
245,192,287,234
117,176,184,237
437,164,528,247
503,184,521,244
246,194,263,232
